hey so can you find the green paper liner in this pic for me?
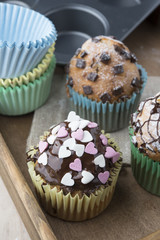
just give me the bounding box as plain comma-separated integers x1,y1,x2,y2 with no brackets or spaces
27,132,122,221
68,64,147,132
0,55,56,116
129,127,160,196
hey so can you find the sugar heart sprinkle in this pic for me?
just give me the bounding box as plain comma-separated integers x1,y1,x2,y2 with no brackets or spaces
57,126,68,138
69,158,82,172
81,170,94,184
98,171,110,184
58,146,71,159
38,152,48,165
39,141,48,153
105,147,120,163
85,142,98,155
61,173,75,186
88,122,98,128
94,154,105,168
100,134,108,146
71,129,84,141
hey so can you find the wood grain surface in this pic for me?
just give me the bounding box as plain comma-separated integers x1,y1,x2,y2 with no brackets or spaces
0,16,160,240
0,134,57,240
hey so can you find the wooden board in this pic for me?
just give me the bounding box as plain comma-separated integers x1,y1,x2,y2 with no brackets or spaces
0,17,160,240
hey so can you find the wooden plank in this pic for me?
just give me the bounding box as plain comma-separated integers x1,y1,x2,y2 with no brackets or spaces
141,230,160,240
0,133,57,240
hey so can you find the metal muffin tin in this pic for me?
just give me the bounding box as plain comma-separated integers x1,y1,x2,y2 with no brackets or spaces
2,0,160,64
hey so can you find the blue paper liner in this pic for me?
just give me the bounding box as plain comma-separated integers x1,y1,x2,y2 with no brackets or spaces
0,55,56,116
0,3,57,78
67,64,147,132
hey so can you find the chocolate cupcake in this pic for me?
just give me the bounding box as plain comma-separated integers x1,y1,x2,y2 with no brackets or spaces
66,36,147,132
27,111,122,221
130,92,160,196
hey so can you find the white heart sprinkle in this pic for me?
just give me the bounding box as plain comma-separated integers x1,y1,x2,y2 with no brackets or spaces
58,146,71,159
94,154,106,168
66,111,80,122
69,121,80,131
73,144,85,157
81,130,93,143
38,152,48,165
52,125,60,135
61,173,75,186
47,134,56,145
81,170,94,184
79,120,90,129
63,138,76,150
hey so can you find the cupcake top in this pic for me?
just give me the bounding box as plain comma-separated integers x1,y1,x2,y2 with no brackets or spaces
131,92,160,161
67,36,142,103
27,111,122,196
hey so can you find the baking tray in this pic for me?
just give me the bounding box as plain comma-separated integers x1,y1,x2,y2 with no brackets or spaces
2,0,160,64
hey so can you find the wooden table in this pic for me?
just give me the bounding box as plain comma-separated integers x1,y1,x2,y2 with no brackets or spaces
0,14,160,240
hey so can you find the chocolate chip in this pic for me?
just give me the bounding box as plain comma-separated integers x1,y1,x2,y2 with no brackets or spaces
83,86,93,95
80,51,88,58
130,53,137,63
67,77,73,87
92,37,101,43
113,64,124,74
131,77,141,88
100,52,111,64
75,48,81,56
114,45,131,60
138,68,142,76
76,59,86,69
87,72,98,82
100,92,111,103
112,86,123,96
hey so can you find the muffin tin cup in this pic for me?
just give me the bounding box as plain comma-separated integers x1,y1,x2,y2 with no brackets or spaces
0,55,56,116
129,127,160,196
27,134,122,221
0,3,57,78
0,43,55,88
68,64,147,132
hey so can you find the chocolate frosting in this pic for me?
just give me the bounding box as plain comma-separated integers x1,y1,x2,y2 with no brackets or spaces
27,112,122,195
131,93,160,160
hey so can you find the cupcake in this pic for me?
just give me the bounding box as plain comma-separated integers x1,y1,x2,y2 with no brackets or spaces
66,36,147,132
27,111,122,221
130,92,160,196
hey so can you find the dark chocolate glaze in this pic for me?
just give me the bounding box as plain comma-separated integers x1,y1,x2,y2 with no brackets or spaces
131,93,160,154
27,122,122,196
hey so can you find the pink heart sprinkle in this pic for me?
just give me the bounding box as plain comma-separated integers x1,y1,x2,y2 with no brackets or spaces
57,126,68,138
98,171,110,184
88,122,98,128
105,147,120,163
85,142,98,155
39,141,48,153
71,129,84,141
100,134,108,146
69,158,82,172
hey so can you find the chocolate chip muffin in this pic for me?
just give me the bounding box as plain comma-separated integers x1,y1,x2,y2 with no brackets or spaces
66,36,147,132
130,92,160,196
27,111,122,221
67,36,141,103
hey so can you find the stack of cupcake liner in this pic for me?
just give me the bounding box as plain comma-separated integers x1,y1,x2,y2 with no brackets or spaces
0,3,57,116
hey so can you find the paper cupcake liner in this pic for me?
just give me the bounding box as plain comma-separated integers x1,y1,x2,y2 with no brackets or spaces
27,133,122,221
0,55,56,116
68,64,147,132
129,127,160,196
0,3,57,78
0,44,55,88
